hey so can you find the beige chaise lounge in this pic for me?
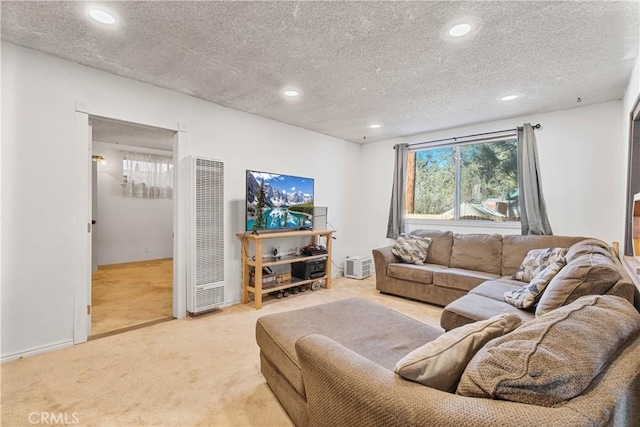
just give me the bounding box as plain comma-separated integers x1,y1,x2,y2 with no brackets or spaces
256,296,640,426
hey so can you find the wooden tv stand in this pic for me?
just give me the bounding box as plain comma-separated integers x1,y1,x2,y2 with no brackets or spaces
237,229,335,309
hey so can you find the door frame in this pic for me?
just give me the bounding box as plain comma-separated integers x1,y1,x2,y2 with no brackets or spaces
624,93,640,256
73,103,188,344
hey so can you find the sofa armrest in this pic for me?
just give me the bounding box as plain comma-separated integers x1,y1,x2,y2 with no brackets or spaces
372,245,397,291
295,334,586,427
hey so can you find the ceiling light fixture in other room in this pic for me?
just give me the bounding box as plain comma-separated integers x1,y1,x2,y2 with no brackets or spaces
283,89,299,97
369,124,382,129
500,94,519,101
89,9,116,25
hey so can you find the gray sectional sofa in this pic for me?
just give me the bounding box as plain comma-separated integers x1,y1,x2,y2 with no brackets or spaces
372,229,636,330
256,296,640,427
255,230,640,426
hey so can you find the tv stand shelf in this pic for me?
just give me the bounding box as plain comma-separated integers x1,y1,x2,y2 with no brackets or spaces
249,253,329,268
237,229,335,309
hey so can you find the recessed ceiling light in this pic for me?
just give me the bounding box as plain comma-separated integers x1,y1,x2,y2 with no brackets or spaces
442,17,482,41
448,23,472,37
283,90,299,97
89,9,116,25
500,95,519,101
369,124,382,129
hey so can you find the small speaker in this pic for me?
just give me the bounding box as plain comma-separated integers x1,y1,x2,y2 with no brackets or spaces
313,206,327,230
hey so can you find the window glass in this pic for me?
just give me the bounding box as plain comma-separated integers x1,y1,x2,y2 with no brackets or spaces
412,147,455,219
459,138,519,221
121,152,173,198
406,136,519,222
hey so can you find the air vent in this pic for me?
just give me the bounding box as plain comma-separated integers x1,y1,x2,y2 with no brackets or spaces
186,156,225,314
196,284,225,310
344,256,373,280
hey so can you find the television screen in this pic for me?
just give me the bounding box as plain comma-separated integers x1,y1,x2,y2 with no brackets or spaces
246,170,314,232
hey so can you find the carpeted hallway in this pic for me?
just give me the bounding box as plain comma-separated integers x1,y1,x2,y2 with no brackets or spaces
1,276,443,426
91,259,173,337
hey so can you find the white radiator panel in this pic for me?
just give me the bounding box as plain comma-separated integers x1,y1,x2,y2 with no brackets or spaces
186,156,225,313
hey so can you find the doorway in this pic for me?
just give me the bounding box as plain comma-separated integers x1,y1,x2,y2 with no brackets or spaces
89,117,176,338
625,95,640,256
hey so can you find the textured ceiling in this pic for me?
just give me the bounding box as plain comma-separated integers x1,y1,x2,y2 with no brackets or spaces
2,1,639,143
91,117,175,152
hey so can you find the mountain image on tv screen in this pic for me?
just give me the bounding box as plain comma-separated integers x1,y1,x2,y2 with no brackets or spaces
246,170,314,231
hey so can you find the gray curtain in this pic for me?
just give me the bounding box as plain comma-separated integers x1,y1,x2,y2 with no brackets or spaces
518,123,553,235
387,144,409,239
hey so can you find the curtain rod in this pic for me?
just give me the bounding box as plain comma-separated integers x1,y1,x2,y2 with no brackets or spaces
395,123,541,150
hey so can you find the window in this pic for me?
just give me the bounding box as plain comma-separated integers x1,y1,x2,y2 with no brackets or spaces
406,135,519,222
122,151,173,198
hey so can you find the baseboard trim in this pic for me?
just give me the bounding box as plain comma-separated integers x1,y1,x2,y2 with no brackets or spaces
89,317,174,340
97,258,173,269
1,339,74,364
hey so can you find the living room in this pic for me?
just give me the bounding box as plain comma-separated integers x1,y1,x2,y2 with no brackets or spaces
2,1,640,426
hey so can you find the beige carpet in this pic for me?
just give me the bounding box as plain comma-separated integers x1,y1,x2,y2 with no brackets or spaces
1,276,443,427
91,259,173,337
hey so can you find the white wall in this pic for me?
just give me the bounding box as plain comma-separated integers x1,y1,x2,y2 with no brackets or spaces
1,42,361,360
93,141,173,265
359,101,626,256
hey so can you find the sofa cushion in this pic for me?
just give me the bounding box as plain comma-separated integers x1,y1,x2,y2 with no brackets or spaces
565,238,613,263
432,268,500,293
387,263,447,285
501,235,586,276
391,234,432,265
510,247,567,283
470,280,523,301
536,253,620,316
394,314,522,393
456,295,640,407
410,229,453,266
450,233,502,275
440,293,534,331
497,276,532,287
504,259,567,309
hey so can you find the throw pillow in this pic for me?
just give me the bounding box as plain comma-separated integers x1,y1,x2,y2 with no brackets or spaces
503,258,567,309
535,253,620,317
394,314,522,393
565,239,613,263
511,247,568,283
456,295,640,407
391,235,432,265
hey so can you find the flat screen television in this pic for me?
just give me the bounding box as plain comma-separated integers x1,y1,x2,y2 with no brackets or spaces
246,170,314,232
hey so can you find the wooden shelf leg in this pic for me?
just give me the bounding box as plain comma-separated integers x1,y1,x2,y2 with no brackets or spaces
255,240,263,309
241,239,249,304
325,233,333,289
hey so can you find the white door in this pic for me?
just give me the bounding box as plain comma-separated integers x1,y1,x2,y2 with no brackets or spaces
91,160,98,272
73,110,92,344
87,123,93,336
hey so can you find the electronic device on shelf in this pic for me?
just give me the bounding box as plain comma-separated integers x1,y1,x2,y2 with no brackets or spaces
292,258,326,280
301,244,327,256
